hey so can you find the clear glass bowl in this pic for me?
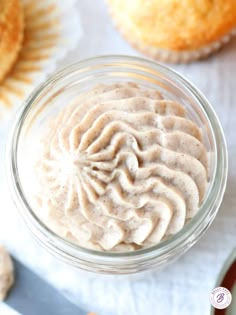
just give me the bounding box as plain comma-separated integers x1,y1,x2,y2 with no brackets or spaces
7,55,228,274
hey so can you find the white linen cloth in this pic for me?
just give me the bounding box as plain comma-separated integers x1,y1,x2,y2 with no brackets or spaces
1,1,236,314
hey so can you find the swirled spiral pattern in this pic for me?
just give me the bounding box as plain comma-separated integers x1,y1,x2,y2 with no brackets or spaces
35,83,208,251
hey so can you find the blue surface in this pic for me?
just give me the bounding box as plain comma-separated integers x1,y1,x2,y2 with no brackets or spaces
7,258,86,315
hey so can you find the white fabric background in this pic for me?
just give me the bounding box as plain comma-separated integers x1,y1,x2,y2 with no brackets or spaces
1,1,236,314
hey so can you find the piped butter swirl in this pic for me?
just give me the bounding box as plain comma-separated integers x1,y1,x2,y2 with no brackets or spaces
34,83,208,251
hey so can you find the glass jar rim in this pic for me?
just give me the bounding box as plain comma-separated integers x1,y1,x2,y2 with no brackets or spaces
7,55,228,264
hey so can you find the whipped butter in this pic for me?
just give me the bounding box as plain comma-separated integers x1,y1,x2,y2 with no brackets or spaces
33,83,208,251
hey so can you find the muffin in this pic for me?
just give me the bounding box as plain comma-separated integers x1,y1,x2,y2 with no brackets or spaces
107,0,236,63
0,246,14,301
0,0,24,82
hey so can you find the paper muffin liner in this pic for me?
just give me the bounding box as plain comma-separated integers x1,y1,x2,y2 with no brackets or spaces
108,5,236,64
133,29,236,64
0,0,82,119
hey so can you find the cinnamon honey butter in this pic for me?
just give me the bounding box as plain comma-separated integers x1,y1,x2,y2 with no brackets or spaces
33,83,208,252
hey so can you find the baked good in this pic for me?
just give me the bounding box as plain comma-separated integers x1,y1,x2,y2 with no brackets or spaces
0,246,14,301
0,0,24,82
107,0,236,63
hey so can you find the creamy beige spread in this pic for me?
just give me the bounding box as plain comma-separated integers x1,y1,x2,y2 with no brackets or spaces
33,83,208,251
0,246,14,300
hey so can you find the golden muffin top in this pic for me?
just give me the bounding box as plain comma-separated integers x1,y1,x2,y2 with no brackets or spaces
0,0,16,21
0,0,7,13
0,0,24,82
108,0,236,51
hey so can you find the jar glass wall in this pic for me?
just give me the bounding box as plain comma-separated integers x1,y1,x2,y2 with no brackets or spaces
7,56,228,274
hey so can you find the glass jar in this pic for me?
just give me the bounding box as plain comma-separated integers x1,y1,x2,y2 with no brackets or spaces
7,55,228,274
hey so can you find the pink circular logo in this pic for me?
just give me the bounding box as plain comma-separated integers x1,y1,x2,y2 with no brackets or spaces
210,287,232,309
